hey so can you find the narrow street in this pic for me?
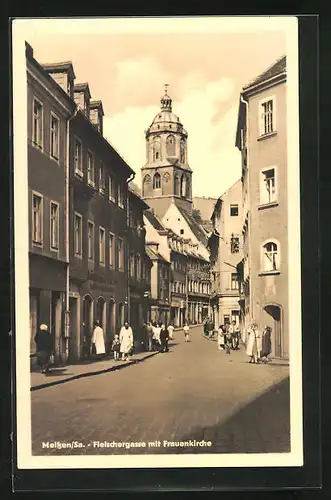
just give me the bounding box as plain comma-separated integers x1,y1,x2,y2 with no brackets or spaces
31,326,290,455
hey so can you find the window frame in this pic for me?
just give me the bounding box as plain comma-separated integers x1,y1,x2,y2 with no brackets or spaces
87,220,95,262
108,174,116,203
258,95,277,138
74,136,83,177
153,172,161,190
117,183,125,209
117,237,124,271
259,165,278,207
230,204,239,217
31,191,43,247
99,162,106,195
50,111,60,162
49,200,60,252
73,211,83,258
230,235,240,254
260,239,280,274
231,272,239,291
108,231,115,268
87,149,95,187
32,97,44,150
99,226,106,267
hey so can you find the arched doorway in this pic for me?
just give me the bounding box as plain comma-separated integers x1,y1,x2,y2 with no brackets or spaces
96,296,106,328
264,304,282,358
82,294,93,357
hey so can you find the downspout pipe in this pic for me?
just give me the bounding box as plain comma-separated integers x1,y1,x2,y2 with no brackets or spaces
240,93,252,326
125,172,136,324
64,106,78,355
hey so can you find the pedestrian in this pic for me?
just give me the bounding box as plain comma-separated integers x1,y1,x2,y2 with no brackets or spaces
119,321,134,361
160,324,169,353
92,320,106,359
152,322,161,351
203,317,209,336
110,333,120,361
217,325,225,350
146,321,154,351
183,322,190,342
223,322,231,354
34,324,53,374
261,325,272,363
167,323,174,340
229,320,240,350
246,322,262,363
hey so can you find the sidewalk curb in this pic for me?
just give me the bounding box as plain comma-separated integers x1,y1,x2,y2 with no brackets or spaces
31,351,159,392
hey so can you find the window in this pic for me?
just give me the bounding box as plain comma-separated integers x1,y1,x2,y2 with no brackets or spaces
260,98,275,136
87,151,94,185
130,252,135,278
87,221,94,261
141,259,146,280
230,205,239,217
50,202,59,250
118,184,125,209
166,135,176,156
231,273,239,290
50,113,59,160
99,163,105,194
74,138,83,176
99,227,105,266
109,175,116,202
74,212,83,257
136,254,141,281
32,193,43,245
108,232,114,268
153,172,161,189
117,238,124,271
230,235,240,254
260,167,276,204
32,98,43,149
263,241,279,272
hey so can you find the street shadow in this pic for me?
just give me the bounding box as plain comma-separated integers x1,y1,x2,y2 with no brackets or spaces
152,377,290,455
44,369,74,377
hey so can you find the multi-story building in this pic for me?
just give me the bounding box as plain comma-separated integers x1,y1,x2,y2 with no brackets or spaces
145,239,171,326
42,60,136,361
235,55,289,359
208,179,243,329
127,187,152,346
26,43,76,362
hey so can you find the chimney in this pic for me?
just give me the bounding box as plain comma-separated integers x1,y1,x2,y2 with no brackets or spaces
74,83,91,116
42,62,76,98
89,100,104,135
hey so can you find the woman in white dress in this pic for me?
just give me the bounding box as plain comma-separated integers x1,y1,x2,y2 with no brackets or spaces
119,322,134,361
246,322,262,363
91,320,106,358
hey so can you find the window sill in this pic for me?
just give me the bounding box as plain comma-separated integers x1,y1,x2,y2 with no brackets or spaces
257,131,277,141
258,201,279,211
74,253,83,259
99,262,106,268
87,181,95,188
108,197,116,204
32,240,43,247
258,271,280,277
118,204,124,210
99,189,105,196
50,246,59,252
50,155,60,164
32,142,43,151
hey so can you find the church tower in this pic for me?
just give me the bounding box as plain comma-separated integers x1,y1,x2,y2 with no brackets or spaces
141,86,193,218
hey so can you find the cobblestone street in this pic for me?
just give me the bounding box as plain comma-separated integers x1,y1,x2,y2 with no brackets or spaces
31,327,290,455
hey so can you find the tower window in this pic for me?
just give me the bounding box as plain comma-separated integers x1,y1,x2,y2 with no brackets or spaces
153,172,161,189
156,152,159,159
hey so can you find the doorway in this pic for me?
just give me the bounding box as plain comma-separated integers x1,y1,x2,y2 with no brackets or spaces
82,295,93,357
264,304,282,358
69,297,78,361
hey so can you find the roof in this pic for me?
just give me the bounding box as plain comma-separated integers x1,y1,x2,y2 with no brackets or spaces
128,188,150,210
243,55,286,91
192,196,218,221
129,181,142,196
90,100,104,116
74,82,92,99
41,61,76,79
145,244,169,263
177,206,208,246
144,209,166,232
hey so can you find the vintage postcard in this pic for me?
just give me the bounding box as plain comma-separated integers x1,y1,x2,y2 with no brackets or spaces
12,16,303,470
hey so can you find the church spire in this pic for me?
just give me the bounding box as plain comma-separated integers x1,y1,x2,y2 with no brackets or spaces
160,84,172,111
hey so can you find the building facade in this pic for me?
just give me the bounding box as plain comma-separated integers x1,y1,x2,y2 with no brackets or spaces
235,55,289,359
26,43,76,362
145,241,171,326
208,180,243,329
42,59,137,361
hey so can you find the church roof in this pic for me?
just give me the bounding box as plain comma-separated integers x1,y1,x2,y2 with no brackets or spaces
176,206,209,247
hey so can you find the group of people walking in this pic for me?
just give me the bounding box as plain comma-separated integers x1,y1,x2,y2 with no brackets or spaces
217,320,241,354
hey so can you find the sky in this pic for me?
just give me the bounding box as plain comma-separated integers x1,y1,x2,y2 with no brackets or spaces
23,20,288,198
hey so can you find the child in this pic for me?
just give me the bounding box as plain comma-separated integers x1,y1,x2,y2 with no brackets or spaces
111,333,121,361
183,322,190,342
217,325,225,350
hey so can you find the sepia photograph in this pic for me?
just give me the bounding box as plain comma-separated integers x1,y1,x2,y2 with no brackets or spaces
12,16,303,470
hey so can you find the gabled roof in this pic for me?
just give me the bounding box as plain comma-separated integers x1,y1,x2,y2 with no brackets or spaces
144,209,166,232
176,206,208,246
243,55,286,91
